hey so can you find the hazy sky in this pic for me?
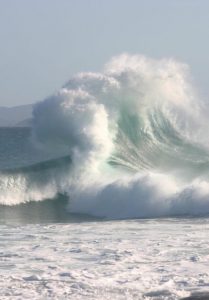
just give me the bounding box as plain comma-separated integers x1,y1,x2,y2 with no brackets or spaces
0,0,209,106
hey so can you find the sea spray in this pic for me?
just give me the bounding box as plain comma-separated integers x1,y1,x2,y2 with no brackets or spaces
1,54,209,218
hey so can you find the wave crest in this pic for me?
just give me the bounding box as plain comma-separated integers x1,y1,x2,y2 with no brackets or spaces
2,54,209,219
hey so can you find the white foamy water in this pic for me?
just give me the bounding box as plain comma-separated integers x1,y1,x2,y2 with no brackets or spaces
0,219,209,300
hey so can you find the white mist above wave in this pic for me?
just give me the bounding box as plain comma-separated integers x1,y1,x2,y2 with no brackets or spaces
1,53,209,219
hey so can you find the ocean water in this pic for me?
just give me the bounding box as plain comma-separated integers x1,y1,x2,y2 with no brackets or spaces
1,54,209,299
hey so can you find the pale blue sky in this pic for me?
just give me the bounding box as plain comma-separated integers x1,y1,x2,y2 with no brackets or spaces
0,0,208,106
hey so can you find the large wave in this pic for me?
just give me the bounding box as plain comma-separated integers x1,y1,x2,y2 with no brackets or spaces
2,54,209,218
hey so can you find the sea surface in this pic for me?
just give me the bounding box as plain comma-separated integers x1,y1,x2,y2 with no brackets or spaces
1,54,209,299
0,130,209,300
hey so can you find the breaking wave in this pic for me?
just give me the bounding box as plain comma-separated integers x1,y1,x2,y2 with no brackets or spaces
1,53,209,219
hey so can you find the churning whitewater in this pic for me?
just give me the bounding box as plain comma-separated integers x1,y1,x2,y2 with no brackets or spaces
1,54,209,219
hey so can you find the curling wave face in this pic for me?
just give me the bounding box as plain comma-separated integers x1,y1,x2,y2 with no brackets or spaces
1,54,209,218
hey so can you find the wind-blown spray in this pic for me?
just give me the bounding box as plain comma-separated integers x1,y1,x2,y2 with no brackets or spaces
1,54,209,219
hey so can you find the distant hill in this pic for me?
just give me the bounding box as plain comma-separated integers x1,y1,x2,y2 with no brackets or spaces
0,104,33,127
